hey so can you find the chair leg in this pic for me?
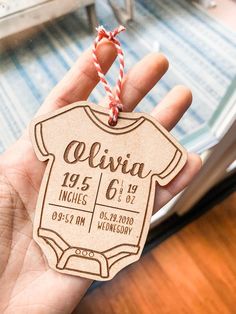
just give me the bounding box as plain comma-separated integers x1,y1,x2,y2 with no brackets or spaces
86,4,98,33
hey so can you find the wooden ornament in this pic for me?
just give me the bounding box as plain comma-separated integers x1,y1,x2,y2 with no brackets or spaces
30,101,187,281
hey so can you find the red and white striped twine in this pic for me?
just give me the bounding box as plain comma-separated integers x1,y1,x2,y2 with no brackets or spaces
92,25,126,126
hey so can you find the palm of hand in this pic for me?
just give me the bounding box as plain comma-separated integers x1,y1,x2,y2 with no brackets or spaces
0,137,92,314
0,41,201,314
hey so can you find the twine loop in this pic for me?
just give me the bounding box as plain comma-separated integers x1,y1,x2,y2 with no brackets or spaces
92,25,126,126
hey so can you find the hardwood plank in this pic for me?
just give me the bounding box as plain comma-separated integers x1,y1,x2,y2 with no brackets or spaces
76,193,236,314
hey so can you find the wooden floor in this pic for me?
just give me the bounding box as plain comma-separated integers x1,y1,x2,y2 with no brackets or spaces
76,192,236,314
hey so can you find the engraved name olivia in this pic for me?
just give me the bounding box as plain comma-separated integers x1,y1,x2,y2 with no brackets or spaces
64,141,151,179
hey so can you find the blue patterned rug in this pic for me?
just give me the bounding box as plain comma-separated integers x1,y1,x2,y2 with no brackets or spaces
0,0,235,153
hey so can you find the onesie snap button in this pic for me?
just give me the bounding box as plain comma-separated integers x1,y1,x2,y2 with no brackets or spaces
82,250,88,256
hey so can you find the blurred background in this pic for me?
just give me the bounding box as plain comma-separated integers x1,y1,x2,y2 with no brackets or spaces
0,0,236,313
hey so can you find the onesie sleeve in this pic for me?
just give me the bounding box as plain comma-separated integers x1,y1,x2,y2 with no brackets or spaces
145,119,187,186
30,104,85,161
30,118,54,160
34,121,49,157
155,146,186,186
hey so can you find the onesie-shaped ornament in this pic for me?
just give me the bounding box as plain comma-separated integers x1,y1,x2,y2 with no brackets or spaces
30,26,187,281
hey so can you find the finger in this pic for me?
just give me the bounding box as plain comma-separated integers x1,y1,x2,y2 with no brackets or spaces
153,153,202,211
151,85,192,131
37,39,117,116
99,52,169,111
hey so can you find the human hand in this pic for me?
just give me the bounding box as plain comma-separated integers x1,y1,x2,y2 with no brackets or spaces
0,39,201,314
